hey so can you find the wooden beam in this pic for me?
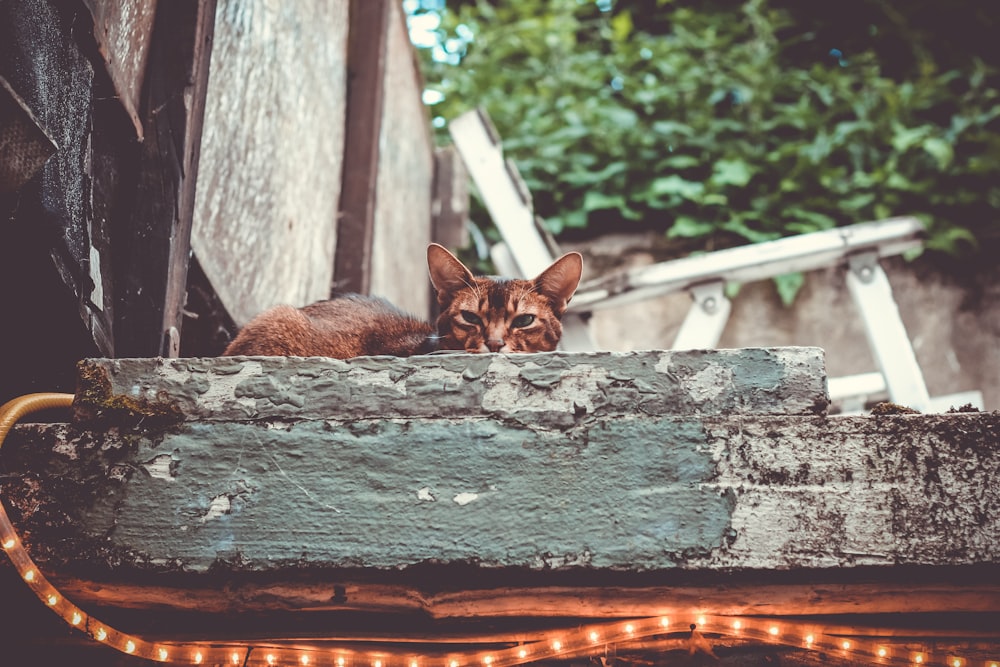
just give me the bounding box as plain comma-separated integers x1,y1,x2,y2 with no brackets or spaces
114,0,216,357
335,0,391,295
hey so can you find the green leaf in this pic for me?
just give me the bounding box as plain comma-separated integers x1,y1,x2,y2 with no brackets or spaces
667,216,715,238
711,159,752,187
925,226,978,255
773,272,805,307
649,175,705,199
583,191,626,212
891,124,931,152
658,155,701,169
921,137,954,169
611,10,633,42
560,162,629,186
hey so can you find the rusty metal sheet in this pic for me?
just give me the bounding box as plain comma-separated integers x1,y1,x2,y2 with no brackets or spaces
82,0,158,139
191,0,349,326
368,0,436,318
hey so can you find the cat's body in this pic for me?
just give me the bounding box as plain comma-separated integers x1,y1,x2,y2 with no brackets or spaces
222,244,583,358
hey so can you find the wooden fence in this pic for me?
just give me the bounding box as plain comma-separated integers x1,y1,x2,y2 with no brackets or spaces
0,0,464,403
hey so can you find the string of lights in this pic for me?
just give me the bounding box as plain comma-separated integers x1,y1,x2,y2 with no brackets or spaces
2,393,998,666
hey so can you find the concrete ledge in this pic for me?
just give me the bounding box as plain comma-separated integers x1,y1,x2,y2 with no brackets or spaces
73,348,830,423
5,350,998,626
7,413,997,575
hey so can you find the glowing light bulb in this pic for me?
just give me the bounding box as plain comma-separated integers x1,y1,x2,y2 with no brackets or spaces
589,631,600,642
267,654,276,665
625,623,634,634
483,656,493,665
158,647,168,661
71,612,82,625
2,538,14,549
552,640,562,652
915,654,924,664
374,660,382,667
126,641,136,653
96,628,107,641
302,657,311,666
337,658,346,667
408,661,416,667
47,594,58,605
732,620,742,630
878,647,888,657
449,661,458,667
842,641,851,650
660,617,669,628
518,649,527,659
769,626,780,636
952,660,961,667
805,634,814,645
232,652,242,664
24,569,35,582
195,652,204,664
697,616,706,626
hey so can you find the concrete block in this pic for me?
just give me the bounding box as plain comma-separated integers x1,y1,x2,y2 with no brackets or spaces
7,413,997,577
73,348,830,425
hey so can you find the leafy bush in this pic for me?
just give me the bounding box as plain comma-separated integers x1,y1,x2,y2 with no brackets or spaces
416,0,1000,296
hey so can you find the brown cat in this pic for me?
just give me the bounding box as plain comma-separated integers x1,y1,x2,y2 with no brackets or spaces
222,243,583,358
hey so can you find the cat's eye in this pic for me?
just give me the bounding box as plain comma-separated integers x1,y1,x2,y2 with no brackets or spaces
460,310,483,325
511,314,535,328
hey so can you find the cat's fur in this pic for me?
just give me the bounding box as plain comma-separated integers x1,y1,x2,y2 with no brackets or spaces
222,243,583,358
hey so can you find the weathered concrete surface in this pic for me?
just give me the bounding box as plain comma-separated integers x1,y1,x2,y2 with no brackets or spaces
4,351,998,625
73,348,830,423
6,413,997,577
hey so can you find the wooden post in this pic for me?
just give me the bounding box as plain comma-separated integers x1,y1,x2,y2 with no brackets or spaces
334,0,391,295
114,0,216,357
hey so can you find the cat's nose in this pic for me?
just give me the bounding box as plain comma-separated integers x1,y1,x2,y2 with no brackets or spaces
486,338,504,352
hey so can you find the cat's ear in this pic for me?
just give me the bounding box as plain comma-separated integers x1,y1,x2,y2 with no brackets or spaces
427,243,476,295
533,252,583,314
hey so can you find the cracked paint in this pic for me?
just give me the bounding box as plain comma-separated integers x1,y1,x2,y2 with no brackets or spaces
453,492,478,506
142,453,176,481
201,494,231,523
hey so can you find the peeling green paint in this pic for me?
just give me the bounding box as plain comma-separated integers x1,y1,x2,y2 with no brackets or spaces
75,349,830,425
94,418,731,571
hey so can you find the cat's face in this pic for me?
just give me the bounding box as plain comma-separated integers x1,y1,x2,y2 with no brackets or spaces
427,244,583,353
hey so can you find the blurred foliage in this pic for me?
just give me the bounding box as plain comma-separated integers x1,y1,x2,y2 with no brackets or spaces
414,0,1000,299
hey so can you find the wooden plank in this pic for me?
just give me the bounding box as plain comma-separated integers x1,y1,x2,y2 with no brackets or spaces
334,0,391,296
192,1,349,326
431,146,470,249
44,576,1000,619
114,0,216,357
81,0,159,139
0,0,111,403
367,0,436,317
